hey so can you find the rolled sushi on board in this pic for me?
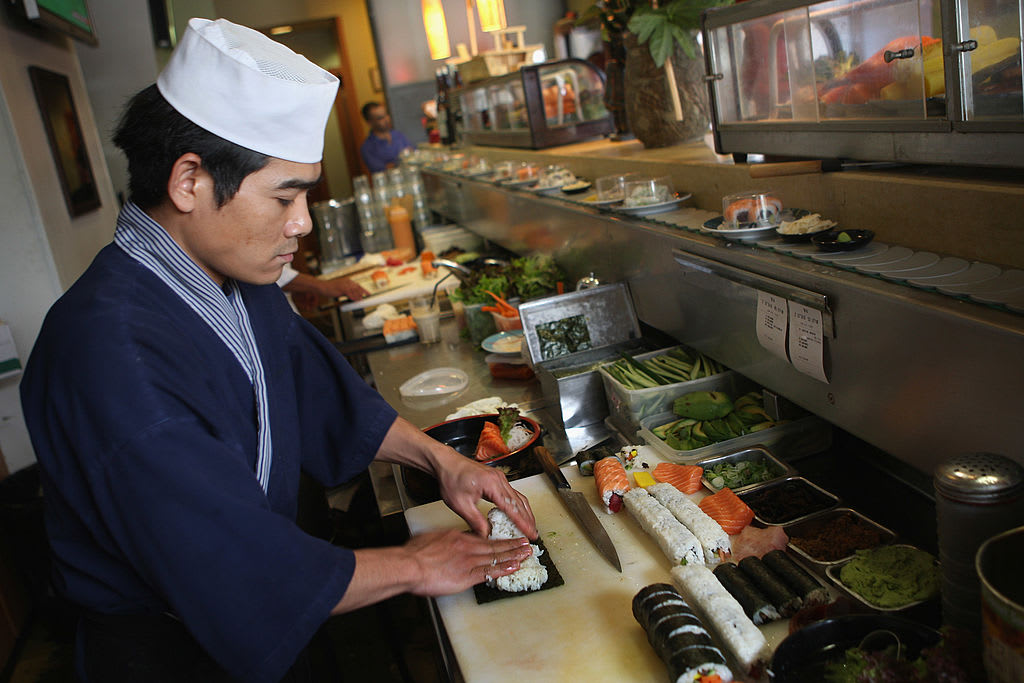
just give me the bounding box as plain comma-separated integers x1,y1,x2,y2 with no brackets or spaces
648,483,731,565
632,584,734,683
762,549,830,607
712,562,781,625
594,456,631,513
623,488,704,567
738,555,802,617
671,564,769,677
486,508,547,592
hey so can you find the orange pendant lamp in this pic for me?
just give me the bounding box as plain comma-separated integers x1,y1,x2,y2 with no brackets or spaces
476,0,507,32
422,0,451,60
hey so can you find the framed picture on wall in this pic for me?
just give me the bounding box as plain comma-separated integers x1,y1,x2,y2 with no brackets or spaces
28,66,101,217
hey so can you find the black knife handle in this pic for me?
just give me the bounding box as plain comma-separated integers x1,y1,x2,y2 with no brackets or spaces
535,446,570,490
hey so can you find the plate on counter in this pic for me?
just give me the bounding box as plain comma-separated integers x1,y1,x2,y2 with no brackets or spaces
578,194,623,207
701,216,778,242
481,330,524,355
498,177,539,189
560,180,593,194
811,229,875,252
614,194,691,216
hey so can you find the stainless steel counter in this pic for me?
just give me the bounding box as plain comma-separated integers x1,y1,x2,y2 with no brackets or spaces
362,315,553,515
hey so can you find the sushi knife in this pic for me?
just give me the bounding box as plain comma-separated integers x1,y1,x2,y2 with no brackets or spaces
535,446,622,573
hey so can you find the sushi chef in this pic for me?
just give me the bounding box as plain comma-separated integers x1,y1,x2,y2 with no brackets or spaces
20,17,536,683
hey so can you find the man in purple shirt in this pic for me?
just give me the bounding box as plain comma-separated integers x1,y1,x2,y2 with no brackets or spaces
359,101,413,173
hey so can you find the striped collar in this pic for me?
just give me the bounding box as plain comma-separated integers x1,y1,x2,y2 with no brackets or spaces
114,201,274,493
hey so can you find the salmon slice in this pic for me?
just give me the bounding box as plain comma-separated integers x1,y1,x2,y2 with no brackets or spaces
698,487,755,535
474,421,510,461
653,462,704,494
594,456,630,513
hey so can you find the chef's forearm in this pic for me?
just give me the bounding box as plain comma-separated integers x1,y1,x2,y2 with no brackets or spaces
329,546,418,614
373,416,453,477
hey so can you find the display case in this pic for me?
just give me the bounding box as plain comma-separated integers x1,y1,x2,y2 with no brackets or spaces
452,58,614,149
701,0,1024,166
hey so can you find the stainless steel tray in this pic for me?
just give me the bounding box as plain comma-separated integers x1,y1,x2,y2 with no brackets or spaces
699,445,795,495
518,283,641,365
784,507,896,568
737,476,840,526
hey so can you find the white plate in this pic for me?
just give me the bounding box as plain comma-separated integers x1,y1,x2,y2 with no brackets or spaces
498,177,539,189
399,367,469,398
614,194,691,216
532,184,566,195
481,330,524,355
578,195,623,207
701,215,778,241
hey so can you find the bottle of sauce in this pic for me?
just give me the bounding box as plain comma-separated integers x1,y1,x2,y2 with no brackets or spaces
387,200,415,261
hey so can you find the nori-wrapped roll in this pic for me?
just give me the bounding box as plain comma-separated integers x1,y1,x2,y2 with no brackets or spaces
632,583,684,627
738,555,803,617
713,562,781,625
667,644,732,683
763,549,830,606
654,628,713,658
646,601,694,632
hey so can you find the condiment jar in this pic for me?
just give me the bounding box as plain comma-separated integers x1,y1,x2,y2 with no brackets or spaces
934,452,1024,632
386,201,415,257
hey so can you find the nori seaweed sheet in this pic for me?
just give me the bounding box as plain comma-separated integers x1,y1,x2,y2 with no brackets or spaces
738,555,803,617
713,562,781,625
762,549,830,606
473,538,564,604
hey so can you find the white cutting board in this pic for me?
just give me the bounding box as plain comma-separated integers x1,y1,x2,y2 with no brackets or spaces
404,461,790,682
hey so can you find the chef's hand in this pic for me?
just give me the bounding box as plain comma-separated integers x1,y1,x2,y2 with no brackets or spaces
319,276,369,301
436,452,538,541
404,529,533,596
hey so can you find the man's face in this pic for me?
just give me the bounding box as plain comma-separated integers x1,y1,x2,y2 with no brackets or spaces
367,105,392,133
184,158,321,286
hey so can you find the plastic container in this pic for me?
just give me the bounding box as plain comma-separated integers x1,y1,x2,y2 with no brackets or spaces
598,346,741,432
638,413,832,465
722,192,784,228
490,310,522,332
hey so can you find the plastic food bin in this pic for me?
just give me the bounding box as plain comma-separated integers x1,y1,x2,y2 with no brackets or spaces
598,346,743,434
638,412,833,464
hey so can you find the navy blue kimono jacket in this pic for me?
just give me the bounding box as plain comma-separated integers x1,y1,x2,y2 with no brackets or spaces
20,244,398,681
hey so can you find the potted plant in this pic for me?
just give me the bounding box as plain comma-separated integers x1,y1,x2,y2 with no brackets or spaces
578,0,732,148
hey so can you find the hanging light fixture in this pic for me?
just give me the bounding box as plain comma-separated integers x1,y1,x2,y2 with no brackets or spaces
476,0,506,32
422,0,451,60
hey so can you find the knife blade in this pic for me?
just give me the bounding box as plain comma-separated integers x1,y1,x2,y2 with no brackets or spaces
534,446,622,572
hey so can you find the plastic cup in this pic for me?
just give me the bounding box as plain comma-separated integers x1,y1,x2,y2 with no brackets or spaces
595,173,639,201
410,297,442,344
722,192,784,228
623,176,673,207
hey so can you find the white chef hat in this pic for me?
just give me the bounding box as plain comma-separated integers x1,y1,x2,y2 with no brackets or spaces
157,17,339,163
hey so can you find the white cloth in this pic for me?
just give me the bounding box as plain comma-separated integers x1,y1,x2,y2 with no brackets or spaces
276,264,300,314
157,18,339,162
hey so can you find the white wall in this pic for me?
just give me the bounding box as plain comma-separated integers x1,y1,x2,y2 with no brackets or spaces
0,7,122,472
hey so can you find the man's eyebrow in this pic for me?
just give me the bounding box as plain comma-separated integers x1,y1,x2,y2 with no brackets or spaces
276,176,322,191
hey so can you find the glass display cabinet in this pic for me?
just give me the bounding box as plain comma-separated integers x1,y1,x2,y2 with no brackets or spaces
701,0,1024,166
453,58,614,149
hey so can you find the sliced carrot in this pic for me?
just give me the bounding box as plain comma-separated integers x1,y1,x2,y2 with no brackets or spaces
483,290,518,317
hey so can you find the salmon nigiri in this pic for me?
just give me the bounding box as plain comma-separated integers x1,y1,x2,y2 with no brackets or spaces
594,456,630,514
653,462,704,495
698,487,755,535
474,422,511,461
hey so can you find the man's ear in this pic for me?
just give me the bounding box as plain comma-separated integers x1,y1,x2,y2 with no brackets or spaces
166,153,206,213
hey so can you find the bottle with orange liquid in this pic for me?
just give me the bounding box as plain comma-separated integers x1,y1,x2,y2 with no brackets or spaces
386,200,415,261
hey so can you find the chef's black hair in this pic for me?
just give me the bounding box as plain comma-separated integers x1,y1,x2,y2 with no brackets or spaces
113,84,269,210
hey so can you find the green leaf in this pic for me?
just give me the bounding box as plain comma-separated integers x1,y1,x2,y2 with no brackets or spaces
626,10,661,45
648,23,674,67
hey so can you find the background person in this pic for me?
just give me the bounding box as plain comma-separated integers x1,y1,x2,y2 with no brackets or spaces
20,18,536,683
359,101,413,173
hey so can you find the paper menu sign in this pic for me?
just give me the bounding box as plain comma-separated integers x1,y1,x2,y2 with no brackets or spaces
755,291,789,361
788,303,828,383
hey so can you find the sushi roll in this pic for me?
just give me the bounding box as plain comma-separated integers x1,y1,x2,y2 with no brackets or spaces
594,456,630,514
762,549,830,607
623,488,704,567
486,508,547,592
632,584,733,683
666,645,733,683
713,562,781,625
648,483,731,565
671,564,768,676
737,556,802,617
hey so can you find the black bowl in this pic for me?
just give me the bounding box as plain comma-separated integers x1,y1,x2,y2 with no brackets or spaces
770,614,940,682
811,229,875,252
401,414,541,505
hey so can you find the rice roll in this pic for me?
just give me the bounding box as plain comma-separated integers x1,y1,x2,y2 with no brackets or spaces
667,645,732,683
632,584,733,683
713,562,781,625
648,483,731,565
594,456,631,513
671,564,768,676
737,555,802,617
762,549,830,607
623,488,704,567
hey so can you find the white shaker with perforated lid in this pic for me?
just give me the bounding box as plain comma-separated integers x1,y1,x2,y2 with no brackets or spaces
934,452,1024,631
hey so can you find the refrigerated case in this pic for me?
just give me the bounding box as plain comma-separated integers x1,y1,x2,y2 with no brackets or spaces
701,0,1024,166
453,58,614,148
